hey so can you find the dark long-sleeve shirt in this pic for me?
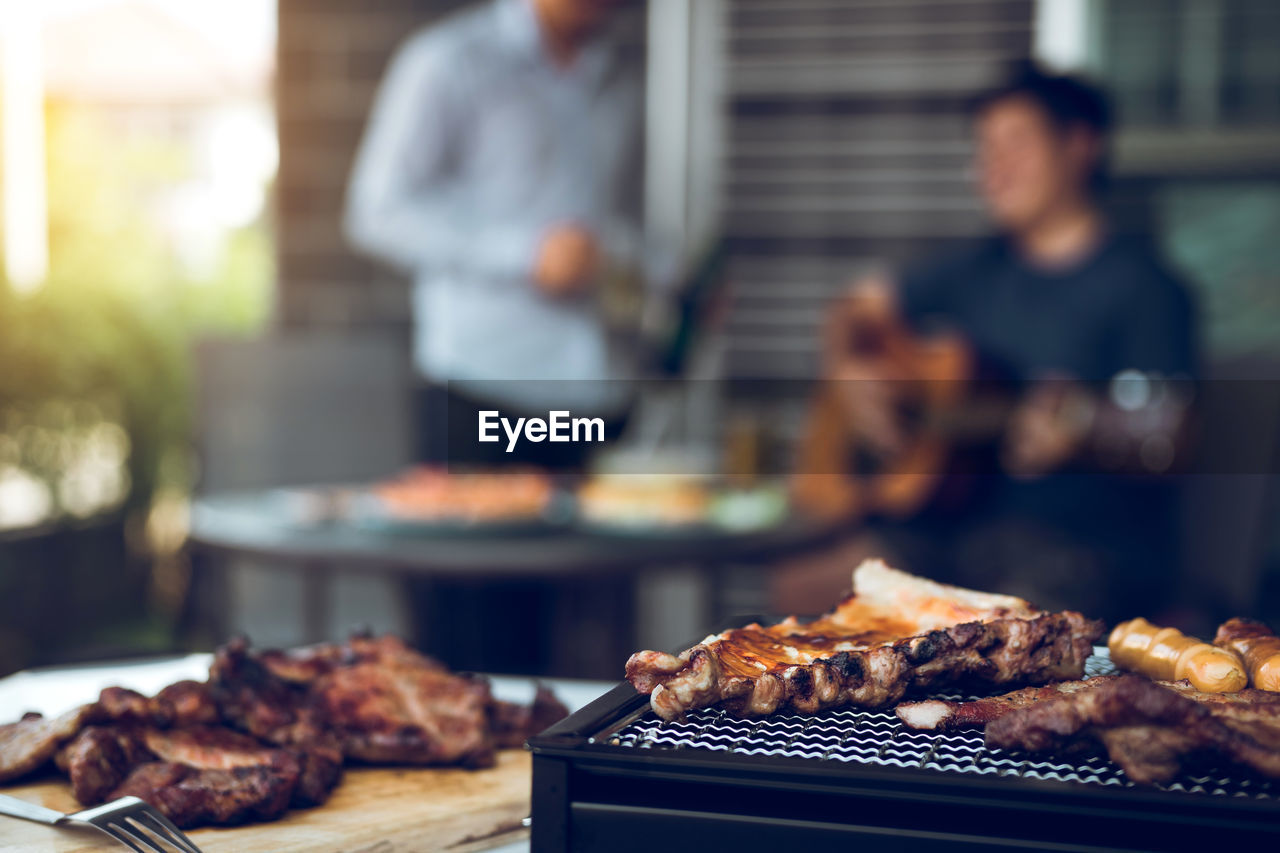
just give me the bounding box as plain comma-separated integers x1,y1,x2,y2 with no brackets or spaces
896,231,1198,543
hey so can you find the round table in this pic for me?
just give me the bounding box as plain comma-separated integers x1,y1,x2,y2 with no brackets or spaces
189,490,844,675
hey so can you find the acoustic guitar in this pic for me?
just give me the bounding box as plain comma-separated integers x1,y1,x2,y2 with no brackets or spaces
792,294,1192,522
792,294,1017,522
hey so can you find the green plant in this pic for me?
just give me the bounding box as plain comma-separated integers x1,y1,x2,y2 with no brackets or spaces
1,100,272,521
0,98,271,667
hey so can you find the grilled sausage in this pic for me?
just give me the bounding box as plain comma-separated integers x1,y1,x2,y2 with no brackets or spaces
1109,617,1247,693
1215,618,1280,692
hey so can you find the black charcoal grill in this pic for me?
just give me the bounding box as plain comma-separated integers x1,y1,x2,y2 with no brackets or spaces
529,650,1280,851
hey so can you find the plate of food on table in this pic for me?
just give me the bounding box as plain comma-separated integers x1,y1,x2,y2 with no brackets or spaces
574,473,791,537
350,466,570,536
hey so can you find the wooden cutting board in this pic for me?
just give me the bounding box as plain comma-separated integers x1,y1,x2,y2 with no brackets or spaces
0,750,531,853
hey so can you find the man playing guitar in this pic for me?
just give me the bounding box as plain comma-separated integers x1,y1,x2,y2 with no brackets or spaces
785,64,1197,622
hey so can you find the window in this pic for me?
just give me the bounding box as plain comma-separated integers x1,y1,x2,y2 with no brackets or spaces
1100,0,1280,129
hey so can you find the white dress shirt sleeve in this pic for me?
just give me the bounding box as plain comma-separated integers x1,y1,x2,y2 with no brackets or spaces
343,34,541,283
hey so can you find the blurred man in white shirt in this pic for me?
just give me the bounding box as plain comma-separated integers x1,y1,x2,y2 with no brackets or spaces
346,0,645,469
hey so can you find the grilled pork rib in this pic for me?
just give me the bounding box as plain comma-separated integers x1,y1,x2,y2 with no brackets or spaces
627,560,1103,720
984,674,1280,784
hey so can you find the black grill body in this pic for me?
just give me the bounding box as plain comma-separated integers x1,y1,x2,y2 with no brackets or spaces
529,652,1280,851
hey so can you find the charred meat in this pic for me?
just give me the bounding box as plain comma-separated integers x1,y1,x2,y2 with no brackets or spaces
113,761,297,828
0,705,94,784
212,634,507,768
55,723,315,824
312,661,496,767
984,674,1280,784
489,686,571,749
628,560,1103,720
896,677,1117,731
0,632,568,831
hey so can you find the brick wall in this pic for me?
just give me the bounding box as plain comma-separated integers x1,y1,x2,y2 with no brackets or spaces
274,0,471,333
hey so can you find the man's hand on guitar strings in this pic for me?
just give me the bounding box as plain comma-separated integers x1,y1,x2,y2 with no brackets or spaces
1002,379,1097,479
830,360,908,459
823,277,911,459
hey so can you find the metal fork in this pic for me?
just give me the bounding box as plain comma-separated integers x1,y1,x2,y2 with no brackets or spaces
0,793,203,852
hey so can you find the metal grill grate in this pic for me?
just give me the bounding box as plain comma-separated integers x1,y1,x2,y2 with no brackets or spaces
603,652,1279,801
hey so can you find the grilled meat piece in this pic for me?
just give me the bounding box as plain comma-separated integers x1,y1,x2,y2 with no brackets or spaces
112,761,295,828
153,681,221,727
1,682,223,788
985,674,1280,784
256,633,447,683
141,725,335,810
0,673,336,819
287,742,343,807
489,686,572,749
628,560,1103,720
95,687,153,724
0,705,94,783
143,726,301,773
208,640,346,806
93,682,220,728
210,636,333,749
57,726,153,804
896,677,1117,731
312,660,496,767
2,632,565,830
56,724,320,823
213,633,559,768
